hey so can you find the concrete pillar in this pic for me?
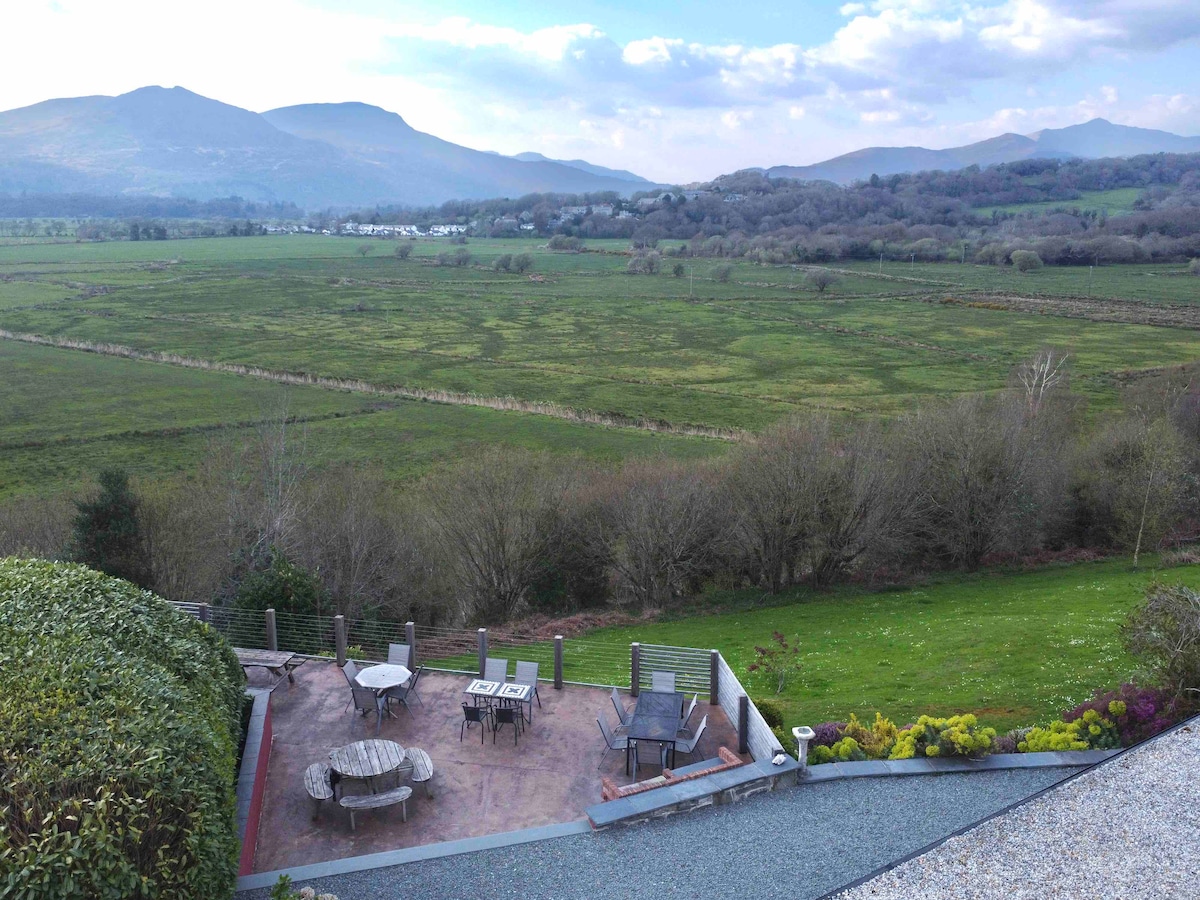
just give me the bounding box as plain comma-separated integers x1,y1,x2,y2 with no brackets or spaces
630,643,641,697
477,628,488,678
405,621,417,667
554,635,564,690
334,615,347,666
265,608,277,652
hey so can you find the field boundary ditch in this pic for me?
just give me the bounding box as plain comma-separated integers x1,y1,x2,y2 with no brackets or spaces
0,328,746,442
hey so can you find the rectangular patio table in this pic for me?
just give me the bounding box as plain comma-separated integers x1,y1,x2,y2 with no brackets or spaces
234,647,304,684
464,678,501,706
625,690,684,775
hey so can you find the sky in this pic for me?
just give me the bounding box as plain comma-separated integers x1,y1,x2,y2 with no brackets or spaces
8,0,1200,182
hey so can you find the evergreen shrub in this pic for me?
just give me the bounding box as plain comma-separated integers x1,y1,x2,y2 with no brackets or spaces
0,558,243,899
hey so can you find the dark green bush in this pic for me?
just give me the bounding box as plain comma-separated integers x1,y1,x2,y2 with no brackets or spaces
754,697,785,730
0,558,243,899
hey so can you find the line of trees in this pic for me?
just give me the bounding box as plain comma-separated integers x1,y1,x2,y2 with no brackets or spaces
2,355,1196,628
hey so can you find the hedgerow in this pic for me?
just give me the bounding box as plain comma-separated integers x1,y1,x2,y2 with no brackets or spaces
0,558,244,899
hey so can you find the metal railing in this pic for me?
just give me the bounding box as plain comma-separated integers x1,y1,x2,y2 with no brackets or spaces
172,602,781,761
636,643,711,695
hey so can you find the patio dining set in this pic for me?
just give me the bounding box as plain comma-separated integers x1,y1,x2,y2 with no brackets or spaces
597,670,708,776
304,738,434,830
339,643,425,734
460,657,542,745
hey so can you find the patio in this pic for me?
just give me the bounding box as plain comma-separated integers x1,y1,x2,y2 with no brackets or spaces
248,661,744,873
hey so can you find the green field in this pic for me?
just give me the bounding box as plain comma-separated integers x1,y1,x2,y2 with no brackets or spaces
588,557,1200,733
973,187,1146,217
0,235,1196,494
414,557,1200,734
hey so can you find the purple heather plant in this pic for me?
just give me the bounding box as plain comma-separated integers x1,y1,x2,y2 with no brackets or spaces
1064,683,1180,746
811,721,846,748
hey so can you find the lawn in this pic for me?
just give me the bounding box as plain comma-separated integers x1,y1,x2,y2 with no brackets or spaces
584,557,1200,734
972,187,1146,218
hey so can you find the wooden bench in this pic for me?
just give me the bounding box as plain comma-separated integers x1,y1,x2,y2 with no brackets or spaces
403,748,435,798
235,648,304,684
339,785,412,830
304,762,335,818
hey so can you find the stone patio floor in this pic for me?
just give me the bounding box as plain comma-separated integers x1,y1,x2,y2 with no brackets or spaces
248,661,742,873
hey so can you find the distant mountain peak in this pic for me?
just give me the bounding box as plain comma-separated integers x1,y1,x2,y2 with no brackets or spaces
767,118,1199,185
511,151,650,183
0,85,660,208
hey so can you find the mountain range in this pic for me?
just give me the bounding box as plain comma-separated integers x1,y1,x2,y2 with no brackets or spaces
0,85,1197,210
767,119,1200,184
0,86,656,208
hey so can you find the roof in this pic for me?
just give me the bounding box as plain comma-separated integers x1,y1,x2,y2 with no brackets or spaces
831,718,1200,900
236,766,1074,899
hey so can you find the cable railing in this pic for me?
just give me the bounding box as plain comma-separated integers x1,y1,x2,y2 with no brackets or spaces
169,600,778,759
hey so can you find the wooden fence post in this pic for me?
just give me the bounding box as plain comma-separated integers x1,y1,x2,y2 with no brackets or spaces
738,694,750,755
630,643,641,697
198,602,210,624
334,615,347,666
709,649,720,705
554,636,564,690
265,608,278,652
477,628,488,678
405,621,417,667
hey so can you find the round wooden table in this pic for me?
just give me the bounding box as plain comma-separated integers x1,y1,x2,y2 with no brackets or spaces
329,739,406,792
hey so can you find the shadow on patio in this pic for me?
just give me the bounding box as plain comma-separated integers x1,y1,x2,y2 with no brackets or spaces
249,661,743,873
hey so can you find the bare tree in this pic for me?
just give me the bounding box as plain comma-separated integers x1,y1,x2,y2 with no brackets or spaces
903,394,1070,569
1074,413,1189,566
724,419,823,593
592,459,724,609
0,493,73,559
1122,581,1200,703
1014,348,1070,416
804,268,840,293
425,449,568,624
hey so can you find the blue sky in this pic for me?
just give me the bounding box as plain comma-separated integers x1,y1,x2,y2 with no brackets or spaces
9,0,1200,182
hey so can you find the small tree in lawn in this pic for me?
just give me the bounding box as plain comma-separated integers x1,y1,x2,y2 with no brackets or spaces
356,243,373,257
747,631,802,694
805,268,840,293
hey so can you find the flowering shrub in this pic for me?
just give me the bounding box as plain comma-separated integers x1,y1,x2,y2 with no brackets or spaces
1064,683,1180,745
809,737,867,764
747,631,802,694
1019,707,1121,752
889,714,997,759
810,721,846,749
841,712,900,759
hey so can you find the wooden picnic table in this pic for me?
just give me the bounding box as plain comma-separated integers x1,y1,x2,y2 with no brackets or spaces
234,647,304,683
329,739,406,792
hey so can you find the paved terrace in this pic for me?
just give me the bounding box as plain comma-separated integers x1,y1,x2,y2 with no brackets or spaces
249,661,742,873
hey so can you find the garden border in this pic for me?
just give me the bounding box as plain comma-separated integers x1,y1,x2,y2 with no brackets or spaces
236,688,273,877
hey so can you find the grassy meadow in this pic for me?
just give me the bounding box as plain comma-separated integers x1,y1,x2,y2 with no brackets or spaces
0,233,1197,496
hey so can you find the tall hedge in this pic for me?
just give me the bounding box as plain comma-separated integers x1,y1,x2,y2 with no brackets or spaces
0,558,244,899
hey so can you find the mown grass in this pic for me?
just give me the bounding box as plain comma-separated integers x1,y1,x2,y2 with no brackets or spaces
548,558,1200,734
